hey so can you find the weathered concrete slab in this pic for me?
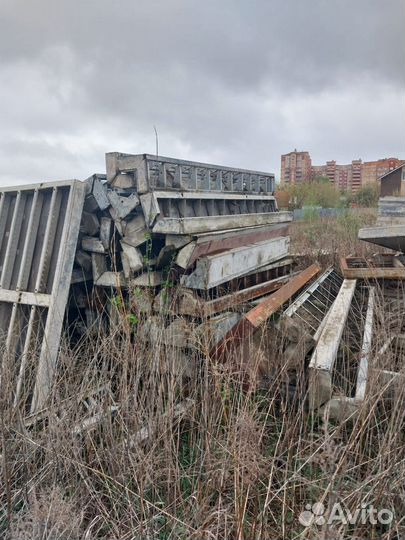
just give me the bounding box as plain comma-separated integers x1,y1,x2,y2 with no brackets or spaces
120,241,143,277
308,279,357,410
181,236,290,289
175,223,289,269
95,271,127,287
358,224,405,252
106,152,276,194
132,271,164,287
82,236,106,254
122,213,148,247
108,191,140,220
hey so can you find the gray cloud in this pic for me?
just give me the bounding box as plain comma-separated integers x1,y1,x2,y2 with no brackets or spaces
0,0,404,184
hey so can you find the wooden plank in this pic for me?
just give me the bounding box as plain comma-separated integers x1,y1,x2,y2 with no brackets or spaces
243,264,321,329
181,236,290,289
308,279,357,410
210,264,321,361
152,211,292,235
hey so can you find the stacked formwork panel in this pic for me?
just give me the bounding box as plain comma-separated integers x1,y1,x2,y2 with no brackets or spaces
0,154,293,414
74,154,293,324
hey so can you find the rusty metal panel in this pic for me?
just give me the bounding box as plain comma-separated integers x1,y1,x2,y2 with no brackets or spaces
340,255,405,279
210,263,321,361
0,180,87,413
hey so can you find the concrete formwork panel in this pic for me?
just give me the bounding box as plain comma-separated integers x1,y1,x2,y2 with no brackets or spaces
0,180,87,413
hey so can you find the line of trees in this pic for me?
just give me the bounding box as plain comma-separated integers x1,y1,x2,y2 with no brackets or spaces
283,177,379,209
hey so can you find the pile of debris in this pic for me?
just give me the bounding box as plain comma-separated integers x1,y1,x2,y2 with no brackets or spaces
0,151,404,425
0,153,296,414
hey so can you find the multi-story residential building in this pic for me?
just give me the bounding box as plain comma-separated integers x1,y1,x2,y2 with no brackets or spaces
280,151,404,193
362,158,403,186
280,150,312,185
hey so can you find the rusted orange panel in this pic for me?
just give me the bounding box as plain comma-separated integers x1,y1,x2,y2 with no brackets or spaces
245,263,321,328
340,255,405,279
202,273,292,317
188,224,289,267
210,263,321,361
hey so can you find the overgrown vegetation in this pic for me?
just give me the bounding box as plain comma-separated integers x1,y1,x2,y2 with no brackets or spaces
289,208,378,267
286,177,342,209
1,213,404,539
352,184,380,208
284,178,379,210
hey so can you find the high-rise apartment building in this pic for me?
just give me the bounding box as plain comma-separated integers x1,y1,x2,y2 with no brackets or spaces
280,150,312,185
280,151,404,193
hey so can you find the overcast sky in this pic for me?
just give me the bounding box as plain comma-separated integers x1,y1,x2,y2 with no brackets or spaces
0,0,404,185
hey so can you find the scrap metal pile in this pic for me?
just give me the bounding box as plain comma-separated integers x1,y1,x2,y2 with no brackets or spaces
0,151,404,423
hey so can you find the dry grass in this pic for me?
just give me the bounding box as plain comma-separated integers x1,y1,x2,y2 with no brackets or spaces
1,212,405,539
289,208,379,269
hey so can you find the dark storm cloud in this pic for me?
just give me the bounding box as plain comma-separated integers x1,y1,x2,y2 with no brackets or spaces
0,0,404,184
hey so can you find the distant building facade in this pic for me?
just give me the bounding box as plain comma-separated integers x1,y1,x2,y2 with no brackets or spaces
280,150,404,193
280,150,312,185
380,164,405,197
